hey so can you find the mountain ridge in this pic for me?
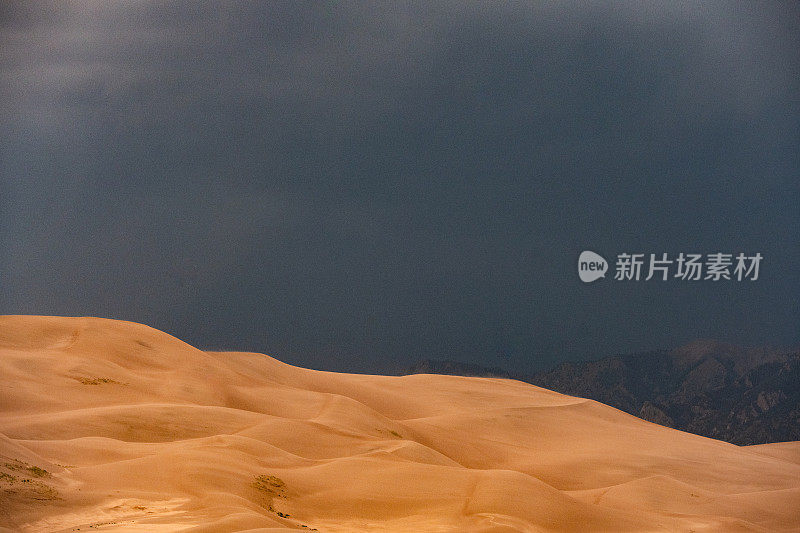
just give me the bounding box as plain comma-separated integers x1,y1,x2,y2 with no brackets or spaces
404,340,800,445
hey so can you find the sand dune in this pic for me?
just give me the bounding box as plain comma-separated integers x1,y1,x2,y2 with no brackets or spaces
0,316,798,532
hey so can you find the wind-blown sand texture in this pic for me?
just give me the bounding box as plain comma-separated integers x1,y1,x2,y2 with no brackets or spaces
1,316,798,532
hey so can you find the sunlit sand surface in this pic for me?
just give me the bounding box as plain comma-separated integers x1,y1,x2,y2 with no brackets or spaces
1,316,798,532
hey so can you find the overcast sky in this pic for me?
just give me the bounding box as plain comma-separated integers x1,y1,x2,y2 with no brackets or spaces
1,2,798,373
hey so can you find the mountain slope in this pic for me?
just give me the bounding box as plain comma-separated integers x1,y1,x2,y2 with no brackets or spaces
531,341,800,445
407,341,800,445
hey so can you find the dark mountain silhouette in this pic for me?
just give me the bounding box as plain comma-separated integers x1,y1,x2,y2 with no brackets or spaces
404,341,800,445
405,359,510,378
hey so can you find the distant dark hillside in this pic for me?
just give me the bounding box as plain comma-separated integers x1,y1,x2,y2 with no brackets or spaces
404,341,800,445
406,359,510,378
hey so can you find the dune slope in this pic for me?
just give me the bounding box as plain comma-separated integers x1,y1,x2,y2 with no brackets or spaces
0,316,798,532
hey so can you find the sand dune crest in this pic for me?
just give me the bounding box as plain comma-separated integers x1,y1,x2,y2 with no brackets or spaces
1,316,798,532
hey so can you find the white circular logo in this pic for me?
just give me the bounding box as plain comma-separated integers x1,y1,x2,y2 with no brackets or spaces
578,251,608,282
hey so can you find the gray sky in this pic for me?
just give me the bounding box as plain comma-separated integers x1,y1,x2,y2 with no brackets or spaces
1,1,798,373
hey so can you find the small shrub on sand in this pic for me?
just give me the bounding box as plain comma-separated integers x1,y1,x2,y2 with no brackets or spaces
253,474,286,495
26,466,49,477
74,377,120,385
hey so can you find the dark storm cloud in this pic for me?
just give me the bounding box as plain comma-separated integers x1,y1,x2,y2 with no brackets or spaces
1,2,798,372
